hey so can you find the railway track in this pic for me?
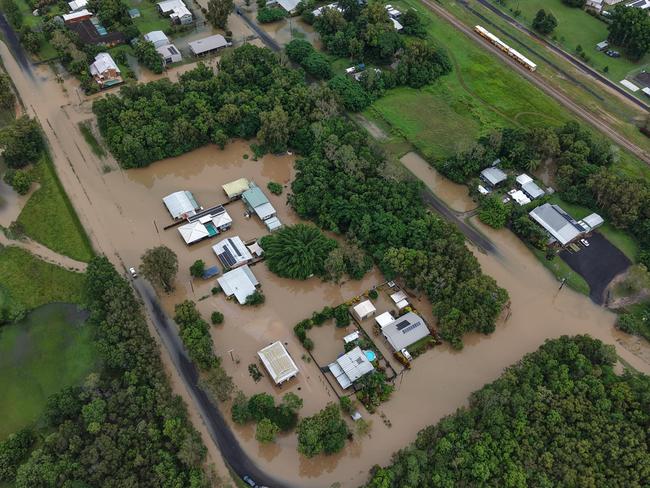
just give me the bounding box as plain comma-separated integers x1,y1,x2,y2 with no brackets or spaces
419,0,650,165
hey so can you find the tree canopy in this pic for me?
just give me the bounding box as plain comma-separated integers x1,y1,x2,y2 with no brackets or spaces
608,4,650,60
296,403,349,457
140,245,178,292
364,335,650,487
259,224,338,280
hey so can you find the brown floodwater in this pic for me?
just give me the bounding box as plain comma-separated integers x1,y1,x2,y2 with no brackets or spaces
3,39,650,488
400,152,476,213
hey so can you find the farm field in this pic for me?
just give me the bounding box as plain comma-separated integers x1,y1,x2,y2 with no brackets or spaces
486,0,650,84
17,154,94,262
0,246,85,318
0,303,98,440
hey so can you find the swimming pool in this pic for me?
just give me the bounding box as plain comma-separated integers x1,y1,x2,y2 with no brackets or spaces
364,350,376,362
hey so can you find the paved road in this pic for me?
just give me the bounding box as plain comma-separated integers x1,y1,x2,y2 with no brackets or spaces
470,0,649,112
134,279,289,488
0,14,32,77
236,8,281,52
420,0,650,165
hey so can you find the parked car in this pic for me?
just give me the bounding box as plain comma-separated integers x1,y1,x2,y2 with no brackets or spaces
243,476,256,487
129,267,137,278
605,50,620,58
581,238,590,247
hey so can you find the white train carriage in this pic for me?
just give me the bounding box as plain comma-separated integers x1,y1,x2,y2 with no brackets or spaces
474,25,537,72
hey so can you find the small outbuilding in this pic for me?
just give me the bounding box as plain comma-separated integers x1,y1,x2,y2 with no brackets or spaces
217,264,259,304
68,0,88,11
328,346,374,390
242,185,276,221
258,341,299,385
63,9,92,23
375,311,395,329
516,173,545,200
189,34,231,56
480,167,507,187
222,178,251,200
352,300,376,321
390,290,409,310
213,236,254,269
508,189,531,206
382,312,429,352
579,213,604,232
163,190,200,219
265,216,283,232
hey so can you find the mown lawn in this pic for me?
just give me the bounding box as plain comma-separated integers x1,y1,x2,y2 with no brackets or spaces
548,194,638,261
488,0,649,84
0,246,85,318
365,0,572,162
126,0,171,34
0,303,98,440
17,154,94,262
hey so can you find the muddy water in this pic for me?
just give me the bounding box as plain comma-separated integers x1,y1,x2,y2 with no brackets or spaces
259,16,322,49
400,152,476,213
4,39,650,488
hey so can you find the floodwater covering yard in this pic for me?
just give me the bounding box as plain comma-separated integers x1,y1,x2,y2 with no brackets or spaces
0,303,98,440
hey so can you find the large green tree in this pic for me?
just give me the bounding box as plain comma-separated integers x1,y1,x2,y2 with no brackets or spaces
297,403,349,457
257,105,290,153
259,224,338,280
608,4,650,60
140,245,178,292
207,0,234,29
0,116,43,169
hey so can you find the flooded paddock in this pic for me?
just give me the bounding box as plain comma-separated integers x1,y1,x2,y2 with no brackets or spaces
4,38,650,488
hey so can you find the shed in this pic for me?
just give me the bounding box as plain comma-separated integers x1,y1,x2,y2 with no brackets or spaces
163,190,200,219
480,167,507,187
522,181,545,199
508,189,531,206
242,185,276,221
144,30,170,48
642,87,650,97
390,290,409,309
217,265,259,304
620,79,639,92
222,178,250,199
375,311,394,329
128,8,140,18
258,341,299,385
202,265,220,279
580,213,604,231
189,34,231,56
68,0,88,11
352,300,376,321
596,40,609,51
516,173,533,186
343,331,360,344
328,346,374,389
213,236,253,268
265,216,283,232
381,312,429,352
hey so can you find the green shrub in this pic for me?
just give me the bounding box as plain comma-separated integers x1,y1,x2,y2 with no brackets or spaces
244,290,265,306
334,304,350,328
257,6,287,23
267,181,283,195
368,289,378,300
211,311,224,325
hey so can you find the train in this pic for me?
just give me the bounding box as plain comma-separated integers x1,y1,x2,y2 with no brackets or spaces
474,25,537,72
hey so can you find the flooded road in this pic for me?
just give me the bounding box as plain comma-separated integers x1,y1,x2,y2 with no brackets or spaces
400,152,476,213
2,39,650,488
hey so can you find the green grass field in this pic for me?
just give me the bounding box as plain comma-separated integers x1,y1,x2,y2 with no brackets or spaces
488,0,649,84
548,194,638,261
17,154,94,262
530,246,590,296
365,0,572,162
0,303,98,440
126,0,171,34
0,246,85,318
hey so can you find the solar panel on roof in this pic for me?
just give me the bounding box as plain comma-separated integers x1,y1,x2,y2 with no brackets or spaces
395,320,410,331
219,249,236,268
401,323,420,334
228,238,242,257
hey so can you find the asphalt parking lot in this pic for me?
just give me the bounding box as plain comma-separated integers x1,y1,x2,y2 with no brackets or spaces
559,232,631,304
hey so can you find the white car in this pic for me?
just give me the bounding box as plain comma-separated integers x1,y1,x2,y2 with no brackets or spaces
580,239,589,247
243,476,256,487
129,267,138,278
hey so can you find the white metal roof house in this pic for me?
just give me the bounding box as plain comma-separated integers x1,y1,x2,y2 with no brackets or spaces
62,9,92,23
480,167,507,187
213,236,253,269
178,221,210,244
267,0,301,13
189,34,231,56
516,174,545,200
382,312,429,352
156,44,182,64
217,265,259,304
89,53,122,88
144,30,170,48
375,311,395,329
328,346,374,389
258,341,299,385
352,300,376,321
158,0,193,24
68,0,88,11
163,190,200,219
529,203,587,246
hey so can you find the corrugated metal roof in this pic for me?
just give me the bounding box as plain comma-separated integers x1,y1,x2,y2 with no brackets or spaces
258,341,299,384
382,312,429,351
529,203,585,246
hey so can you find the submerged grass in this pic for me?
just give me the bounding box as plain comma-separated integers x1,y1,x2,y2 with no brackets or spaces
78,122,107,158
0,303,98,440
530,246,590,296
17,154,94,262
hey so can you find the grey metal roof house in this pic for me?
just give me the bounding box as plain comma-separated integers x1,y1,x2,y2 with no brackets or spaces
157,44,182,64
242,185,277,221
328,346,374,390
144,30,169,48
212,236,253,269
516,174,545,200
189,34,231,56
382,312,430,352
529,203,587,246
480,167,507,187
